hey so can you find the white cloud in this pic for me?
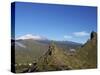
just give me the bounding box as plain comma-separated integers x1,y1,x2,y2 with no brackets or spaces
73,31,89,37
64,35,72,39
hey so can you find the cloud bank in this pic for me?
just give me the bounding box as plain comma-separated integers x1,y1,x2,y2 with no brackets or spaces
73,31,89,37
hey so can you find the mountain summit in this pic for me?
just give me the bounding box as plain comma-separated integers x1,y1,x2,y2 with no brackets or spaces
16,34,48,40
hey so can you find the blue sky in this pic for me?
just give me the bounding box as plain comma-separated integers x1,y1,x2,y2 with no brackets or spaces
14,2,97,43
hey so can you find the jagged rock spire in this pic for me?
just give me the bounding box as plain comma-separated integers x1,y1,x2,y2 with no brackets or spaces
47,41,56,56
90,31,97,40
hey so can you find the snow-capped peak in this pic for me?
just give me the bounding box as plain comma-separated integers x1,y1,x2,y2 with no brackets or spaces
16,34,48,40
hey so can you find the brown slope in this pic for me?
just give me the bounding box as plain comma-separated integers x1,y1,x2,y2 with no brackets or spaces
27,42,82,72
76,31,97,68
30,42,72,72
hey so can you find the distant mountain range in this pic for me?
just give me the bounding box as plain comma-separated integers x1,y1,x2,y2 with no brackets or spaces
14,34,82,49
